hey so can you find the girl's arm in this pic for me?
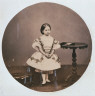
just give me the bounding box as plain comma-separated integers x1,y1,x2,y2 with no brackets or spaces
32,39,49,57
49,49,55,57
46,49,55,59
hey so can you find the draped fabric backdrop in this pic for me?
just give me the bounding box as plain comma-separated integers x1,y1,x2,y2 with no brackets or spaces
2,3,92,67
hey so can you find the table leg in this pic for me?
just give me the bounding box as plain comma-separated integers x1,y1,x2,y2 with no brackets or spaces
30,76,32,83
72,48,77,74
53,70,58,88
64,48,80,87
24,77,27,85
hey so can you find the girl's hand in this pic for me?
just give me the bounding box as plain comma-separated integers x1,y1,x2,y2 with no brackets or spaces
45,53,49,58
47,54,51,58
45,53,51,59
47,54,53,59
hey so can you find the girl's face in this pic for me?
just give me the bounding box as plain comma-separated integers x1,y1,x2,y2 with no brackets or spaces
43,26,51,36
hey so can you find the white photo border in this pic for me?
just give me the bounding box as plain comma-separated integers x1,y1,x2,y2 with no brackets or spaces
0,0,95,96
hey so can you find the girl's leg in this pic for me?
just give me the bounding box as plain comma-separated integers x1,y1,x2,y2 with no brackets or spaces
42,74,46,84
46,73,50,82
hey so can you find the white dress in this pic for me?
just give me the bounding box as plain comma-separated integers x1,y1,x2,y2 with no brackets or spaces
26,35,61,71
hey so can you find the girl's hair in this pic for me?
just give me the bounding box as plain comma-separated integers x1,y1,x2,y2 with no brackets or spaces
40,23,51,34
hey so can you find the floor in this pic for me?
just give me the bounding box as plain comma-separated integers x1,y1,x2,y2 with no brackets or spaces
30,82,66,92
7,64,88,92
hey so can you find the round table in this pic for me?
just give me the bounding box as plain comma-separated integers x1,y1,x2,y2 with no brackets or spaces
60,42,88,86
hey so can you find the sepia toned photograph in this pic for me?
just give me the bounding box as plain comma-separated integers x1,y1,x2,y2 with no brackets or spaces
2,2,92,92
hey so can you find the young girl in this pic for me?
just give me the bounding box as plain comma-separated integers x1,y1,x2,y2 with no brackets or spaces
26,23,61,84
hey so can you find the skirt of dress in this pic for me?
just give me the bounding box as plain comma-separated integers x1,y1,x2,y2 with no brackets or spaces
26,52,61,71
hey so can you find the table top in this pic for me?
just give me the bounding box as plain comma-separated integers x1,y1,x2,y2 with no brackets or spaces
60,42,88,49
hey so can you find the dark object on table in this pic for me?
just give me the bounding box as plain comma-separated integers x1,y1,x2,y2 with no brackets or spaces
60,42,88,87
60,42,88,49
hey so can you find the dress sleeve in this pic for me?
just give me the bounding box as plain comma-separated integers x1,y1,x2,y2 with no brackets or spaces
53,39,61,50
32,38,41,50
